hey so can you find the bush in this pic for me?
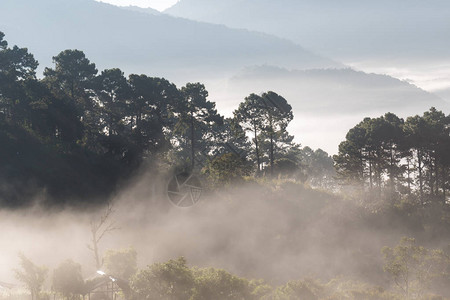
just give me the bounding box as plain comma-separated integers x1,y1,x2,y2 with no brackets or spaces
130,257,194,300
191,268,252,300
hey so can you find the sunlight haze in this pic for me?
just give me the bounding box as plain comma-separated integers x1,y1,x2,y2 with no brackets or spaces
1,1,450,298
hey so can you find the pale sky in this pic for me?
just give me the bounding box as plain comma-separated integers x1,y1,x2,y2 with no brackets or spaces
96,0,179,11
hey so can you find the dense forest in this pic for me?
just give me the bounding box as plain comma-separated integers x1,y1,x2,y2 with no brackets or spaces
334,109,450,205
2,30,450,300
0,31,335,207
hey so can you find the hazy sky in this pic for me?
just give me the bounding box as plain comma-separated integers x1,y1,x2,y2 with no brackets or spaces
96,0,178,11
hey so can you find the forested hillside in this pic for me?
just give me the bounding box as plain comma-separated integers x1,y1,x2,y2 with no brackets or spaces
2,9,450,298
1,29,449,208
0,31,335,206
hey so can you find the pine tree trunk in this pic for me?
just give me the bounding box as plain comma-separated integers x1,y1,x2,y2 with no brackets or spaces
191,113,195,169
253,124,260,172
442,166,447,205
418,149,424,205
407,157,411,195
369,153,373,190
435,155,439,196
270,133,274,177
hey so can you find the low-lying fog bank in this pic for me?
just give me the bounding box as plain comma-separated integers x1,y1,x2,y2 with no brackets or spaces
2,169,449,294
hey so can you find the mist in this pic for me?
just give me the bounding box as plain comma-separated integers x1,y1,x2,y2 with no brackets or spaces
2,166,445,290
2,0,450,298
198,66,447,154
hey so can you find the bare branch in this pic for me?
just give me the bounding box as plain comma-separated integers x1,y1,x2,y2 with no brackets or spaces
86,203,119,269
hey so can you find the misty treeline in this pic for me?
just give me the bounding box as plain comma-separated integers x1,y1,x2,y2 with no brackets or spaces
10,238,450,300
0,31,333,207
334,109,450,206
3,29,450,300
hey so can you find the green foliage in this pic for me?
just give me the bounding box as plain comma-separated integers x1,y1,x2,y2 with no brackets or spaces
299,147,335,188
234,91,294,175
177,82,224,170
130,257,195,300
1,31,323,207
129,258,273,300
259,91,294,176
14,253,48,300
0,31,7,49
234,93,265,172
44,49,97,100
324,279,397,300
335,109,450,206
103,247,138,282
271,279,322,300
249,280,273,299
52,259,85,300
382,237,450,298
190,268,252,300
273,158,299,178
203,153,251,185
127,74,177,155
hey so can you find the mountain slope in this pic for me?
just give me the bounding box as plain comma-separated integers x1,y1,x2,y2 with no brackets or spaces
209,66,448,153
0,0,336,81
120,5,161,15
228,66,445,114
165,0,450,60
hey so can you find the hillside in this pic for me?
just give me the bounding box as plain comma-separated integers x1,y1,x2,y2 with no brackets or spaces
165,0,450,60
120,5,161,15
229,66,445,114
210,66,448,153
0,0,336,81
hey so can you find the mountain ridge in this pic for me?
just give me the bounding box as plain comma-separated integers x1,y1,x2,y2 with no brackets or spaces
120,5,161,15
165,0,450,60
0,0,337,81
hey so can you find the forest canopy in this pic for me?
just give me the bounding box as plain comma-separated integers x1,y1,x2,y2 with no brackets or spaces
0,30,449,209
2,29,450,300
0,31,335,207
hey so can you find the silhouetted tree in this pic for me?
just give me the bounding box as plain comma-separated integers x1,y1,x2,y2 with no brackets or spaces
14,253,48,300
127,74,179,157
234,94,265,172
103,247,137,282
87,204,118,270
53,260,85,300
260,91,293,176
44,49,99,147
131,257,194,300
178,83,223,170
0,31,38,123
335,109,450,205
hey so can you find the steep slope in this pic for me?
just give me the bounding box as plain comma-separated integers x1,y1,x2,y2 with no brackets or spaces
0,0,336,81
165,0,450,61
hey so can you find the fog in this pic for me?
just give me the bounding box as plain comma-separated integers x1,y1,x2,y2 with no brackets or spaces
197,66,447,154
0,167,433,288
3,0,448,155
1,0,450,297
347,59,450,100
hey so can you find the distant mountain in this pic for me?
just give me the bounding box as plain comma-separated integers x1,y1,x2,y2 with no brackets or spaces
211,66,448,153
2,0,446,154
165,0,450,61
120,5,160,15
229,66,445,115
436,88,450,103
0,0,337,81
